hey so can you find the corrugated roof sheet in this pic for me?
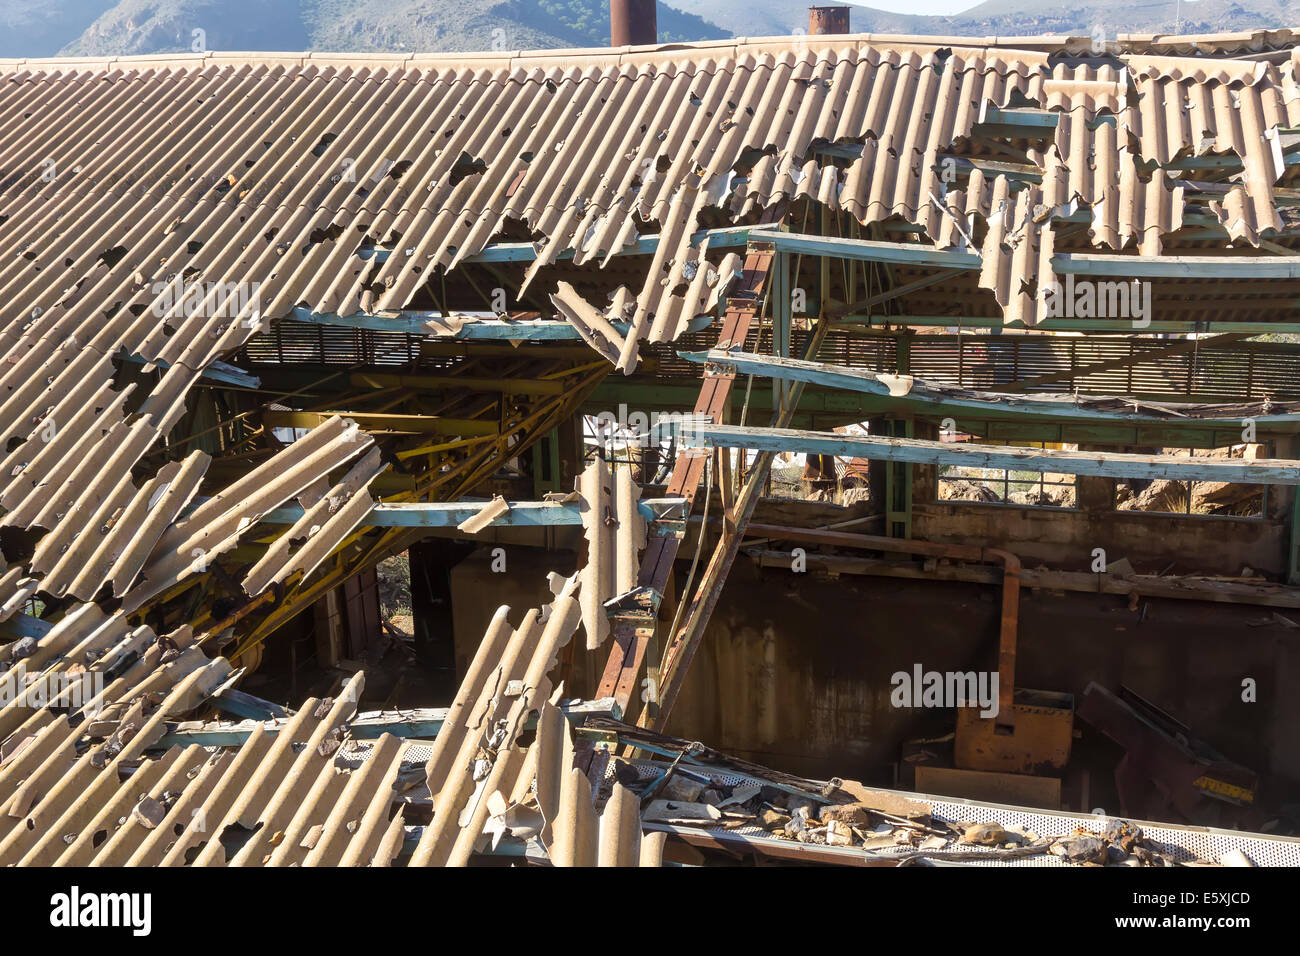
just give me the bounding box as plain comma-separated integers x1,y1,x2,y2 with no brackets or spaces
0,32,1296,361
411,458,656,865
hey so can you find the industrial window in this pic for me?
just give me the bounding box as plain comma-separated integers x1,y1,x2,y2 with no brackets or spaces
936,440,1077,508
1115,446,1266,519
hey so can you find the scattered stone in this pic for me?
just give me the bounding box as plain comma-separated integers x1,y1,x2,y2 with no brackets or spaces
784,804,813,838
757,808,790,831
825,819,854,846
130,796,166,829
661,777,703,803
1060,836,1108,865
821,802,872,828
1101,819,1143,854
959,822,1007,846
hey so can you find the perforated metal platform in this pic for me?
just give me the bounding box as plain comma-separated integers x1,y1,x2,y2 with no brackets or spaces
613,758,1300,866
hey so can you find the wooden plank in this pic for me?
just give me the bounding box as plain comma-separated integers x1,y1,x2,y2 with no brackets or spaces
154,699,620,749
914,765,1061,810
746,549,1300,609
357,225,753,263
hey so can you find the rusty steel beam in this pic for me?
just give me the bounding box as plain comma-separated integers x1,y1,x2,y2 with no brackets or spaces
596,242,778,714
650,320,832,730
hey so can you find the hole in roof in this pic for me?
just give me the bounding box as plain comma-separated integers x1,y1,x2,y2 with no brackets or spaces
449,153,486,187
99,246,127,268
311,133,337,158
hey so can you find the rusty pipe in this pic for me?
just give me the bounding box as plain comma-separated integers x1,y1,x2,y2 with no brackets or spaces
982,548,1020,732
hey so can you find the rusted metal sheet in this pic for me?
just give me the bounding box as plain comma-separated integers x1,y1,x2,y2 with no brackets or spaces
954,690,1075,775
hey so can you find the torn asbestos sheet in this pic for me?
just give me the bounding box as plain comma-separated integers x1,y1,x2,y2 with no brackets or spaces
456,495,511,534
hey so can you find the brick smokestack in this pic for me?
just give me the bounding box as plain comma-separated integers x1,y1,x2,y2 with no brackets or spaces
808,6,851,34
611,0,657,46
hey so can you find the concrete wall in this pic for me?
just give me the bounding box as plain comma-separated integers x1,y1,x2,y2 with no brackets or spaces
912,462,1291,578
446,542,1300,793
662,559,1300,793
449,545,607,701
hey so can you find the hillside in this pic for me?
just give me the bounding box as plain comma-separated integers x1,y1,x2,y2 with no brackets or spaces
0,0,1289,58
61,0,728,57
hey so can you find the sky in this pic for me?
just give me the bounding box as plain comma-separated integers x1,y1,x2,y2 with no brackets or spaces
853,0,1204,12
852,0,983,14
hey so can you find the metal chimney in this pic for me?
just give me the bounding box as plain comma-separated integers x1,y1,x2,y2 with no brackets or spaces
611,0,657,46
808,6,851,34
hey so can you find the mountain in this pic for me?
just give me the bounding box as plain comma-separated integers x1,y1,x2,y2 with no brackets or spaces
59,0,728,57
0,0,1290,59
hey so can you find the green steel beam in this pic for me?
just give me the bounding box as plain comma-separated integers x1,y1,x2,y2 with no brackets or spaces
0,612,53,641
261,497,686,528
152,698,620,749
835,315,1300,333
679,348,1300,428
1054,253,1300,279
746,229,983,270
585,383,1298,445
686,424,1300,484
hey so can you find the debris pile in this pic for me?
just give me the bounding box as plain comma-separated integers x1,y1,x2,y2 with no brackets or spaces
589,740,1265,867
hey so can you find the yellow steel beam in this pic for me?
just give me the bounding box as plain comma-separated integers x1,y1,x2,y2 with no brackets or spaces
263,410,500,436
